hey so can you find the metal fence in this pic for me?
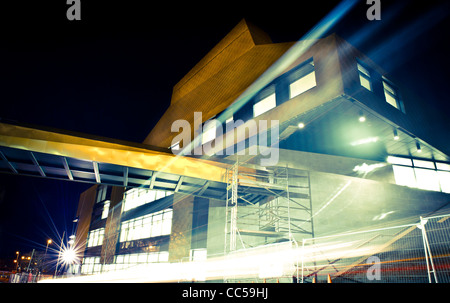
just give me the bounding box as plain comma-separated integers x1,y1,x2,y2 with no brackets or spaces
9,272,40,283
300,213,450,283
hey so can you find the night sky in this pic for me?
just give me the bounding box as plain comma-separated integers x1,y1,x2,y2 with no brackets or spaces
0,0,449,262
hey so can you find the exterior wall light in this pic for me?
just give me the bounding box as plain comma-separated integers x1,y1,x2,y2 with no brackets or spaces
358,111,366,122
416,141,422,153
393,129,399,140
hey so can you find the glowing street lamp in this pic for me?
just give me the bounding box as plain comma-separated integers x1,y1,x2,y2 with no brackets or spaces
15,251,20,271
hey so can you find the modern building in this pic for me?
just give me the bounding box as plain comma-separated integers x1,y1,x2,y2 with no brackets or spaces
69,20,450,281
2,20,448,282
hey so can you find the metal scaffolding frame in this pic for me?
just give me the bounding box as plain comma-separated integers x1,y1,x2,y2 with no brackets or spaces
224,158,314,255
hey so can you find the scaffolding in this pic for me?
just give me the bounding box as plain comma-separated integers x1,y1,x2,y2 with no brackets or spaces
224,159,314,255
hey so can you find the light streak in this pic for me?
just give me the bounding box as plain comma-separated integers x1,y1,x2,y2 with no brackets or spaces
310,180,352,220
41,239,384,283
350,136,379,146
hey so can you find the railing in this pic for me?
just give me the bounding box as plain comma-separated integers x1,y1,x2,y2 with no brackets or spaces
9,272,52,283
300,213,450,283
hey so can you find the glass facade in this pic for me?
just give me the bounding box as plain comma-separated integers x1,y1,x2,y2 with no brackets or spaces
81,252,169,274
388,156,450,193
122,188,173,212
87,228,105,248
119,209,173,242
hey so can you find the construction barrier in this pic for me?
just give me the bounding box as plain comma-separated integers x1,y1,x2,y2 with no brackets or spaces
299,213,450,283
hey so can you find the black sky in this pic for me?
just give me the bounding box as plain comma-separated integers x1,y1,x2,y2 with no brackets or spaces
0,0,449,260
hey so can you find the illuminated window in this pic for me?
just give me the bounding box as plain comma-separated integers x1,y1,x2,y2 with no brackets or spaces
389,156,450,193
123,188,173,212
87,228,105,247
357,62,372,91
96,185,108,203
253,93,276,117
101,200,110,219
289,71,316,98
387,156,412,166
436,162,450,171
115,252,169,266
414,168,440,191
119,209,173,242
438,171,450,193
190,248,207,261
392,165,416,188
383,78,400,109
81,257,101,274
289,59,316,98
412,159,435,169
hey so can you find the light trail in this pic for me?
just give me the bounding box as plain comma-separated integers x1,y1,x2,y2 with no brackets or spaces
40,239,384,283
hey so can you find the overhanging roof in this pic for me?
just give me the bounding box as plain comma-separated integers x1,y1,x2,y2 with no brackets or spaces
0,122,226,184
274,95,450,162
0,122,300,203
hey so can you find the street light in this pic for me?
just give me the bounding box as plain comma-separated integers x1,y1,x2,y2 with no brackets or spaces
45,239,52,255
14,251,20,271
68,235,75,246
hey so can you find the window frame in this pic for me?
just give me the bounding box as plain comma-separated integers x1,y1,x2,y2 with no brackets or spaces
388,155,450,193
119,209,173,242
288,58,316,99
357,61,373,91
382,77,401,109
253,92,276,118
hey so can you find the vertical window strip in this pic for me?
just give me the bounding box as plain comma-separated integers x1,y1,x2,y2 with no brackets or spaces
383,79,400,109
357,62,372,91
